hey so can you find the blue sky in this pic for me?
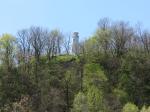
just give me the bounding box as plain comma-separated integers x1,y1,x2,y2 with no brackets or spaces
0,0,150,40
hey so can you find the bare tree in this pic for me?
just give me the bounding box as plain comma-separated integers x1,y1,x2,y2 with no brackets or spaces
25,26,48,111
17,29,32,74
141,31,150,54
63,33,71,54
98,17,110,30
111,21,134,57
137,26,150,54
45,29,63,60
29,26,47,84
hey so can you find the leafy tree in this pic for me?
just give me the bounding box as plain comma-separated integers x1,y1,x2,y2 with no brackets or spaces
0,34,16,71
119,54,150,105
83,63,107,90
87,85,106,112
140,106,150,112
122,103,139,112
95,28,112,55
72,92,88,112
113,88,128,104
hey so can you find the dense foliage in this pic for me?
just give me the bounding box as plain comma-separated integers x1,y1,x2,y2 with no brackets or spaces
0,18,150,112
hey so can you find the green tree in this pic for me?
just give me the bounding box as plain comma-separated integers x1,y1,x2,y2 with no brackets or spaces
119,55,150,105
140,106,150,112
122,103,139,112
83,63,107,90
87,85,105,112
72,92,88,112
0,34,16,71
95,28,111,55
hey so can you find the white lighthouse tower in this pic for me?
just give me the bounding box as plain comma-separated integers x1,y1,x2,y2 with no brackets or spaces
72,32,79,55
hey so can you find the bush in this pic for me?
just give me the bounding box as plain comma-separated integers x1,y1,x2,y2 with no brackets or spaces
122,103,139,112
140,106,150,112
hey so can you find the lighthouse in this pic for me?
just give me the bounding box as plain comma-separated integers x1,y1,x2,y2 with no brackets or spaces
72,32,79,55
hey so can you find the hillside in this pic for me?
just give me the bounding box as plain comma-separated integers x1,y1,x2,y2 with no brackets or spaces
0,19,150,112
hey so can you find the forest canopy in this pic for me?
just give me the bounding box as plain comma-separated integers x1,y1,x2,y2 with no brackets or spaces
0,18,150,112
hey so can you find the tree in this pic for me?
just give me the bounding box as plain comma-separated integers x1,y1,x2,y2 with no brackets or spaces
140,106,150,112
83,63,108,90
84,37,98,59
122,103,139,112
95,28,112,55
63,33,71,54
63,70,75,112
0,34,16,71
17,29,32,74
29,26,47,84
45,29,63,60
119,54,150,105
87,86,105,112
29,26,48,111
98,17,110,30
111,22,134,57
137,27,150,55
72,92,88,112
